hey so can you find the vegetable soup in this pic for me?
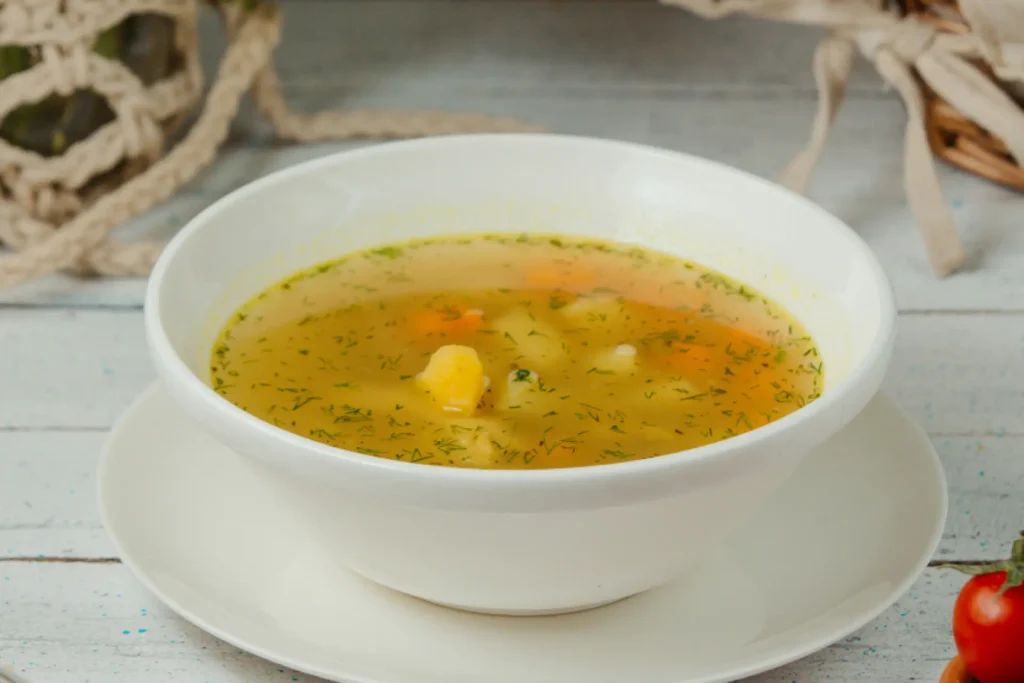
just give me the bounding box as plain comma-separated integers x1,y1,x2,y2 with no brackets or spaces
211,234,823,469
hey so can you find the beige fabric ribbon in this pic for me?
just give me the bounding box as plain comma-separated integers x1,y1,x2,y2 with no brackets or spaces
958,0,1024,82
663,0,1024,277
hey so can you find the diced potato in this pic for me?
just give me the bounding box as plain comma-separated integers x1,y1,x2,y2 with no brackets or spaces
416,345,488,416
500,369,539,410
491,310,567,369
443,417,516,467
560,295,622,325
459,433,496,466
496,369,561,415
589,343,638,375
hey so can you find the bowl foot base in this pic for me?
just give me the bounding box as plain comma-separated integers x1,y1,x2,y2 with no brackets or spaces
411,593,639,617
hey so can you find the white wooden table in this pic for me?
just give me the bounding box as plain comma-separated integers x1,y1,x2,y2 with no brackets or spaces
2,2,1023,681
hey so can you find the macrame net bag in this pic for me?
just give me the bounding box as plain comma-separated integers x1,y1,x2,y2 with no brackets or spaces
0,1,537,289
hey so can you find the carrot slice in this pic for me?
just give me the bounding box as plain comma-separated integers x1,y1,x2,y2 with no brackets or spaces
411,305,484,338
725,326,768,352
656,343,716,373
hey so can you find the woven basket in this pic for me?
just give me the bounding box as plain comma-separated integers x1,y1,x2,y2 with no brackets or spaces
904,0,1024,190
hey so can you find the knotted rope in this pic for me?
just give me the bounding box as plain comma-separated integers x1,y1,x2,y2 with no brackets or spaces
6,0,1019,286
0,1,539,289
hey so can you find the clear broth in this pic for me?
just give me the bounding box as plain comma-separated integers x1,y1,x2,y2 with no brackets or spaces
211,234,823,469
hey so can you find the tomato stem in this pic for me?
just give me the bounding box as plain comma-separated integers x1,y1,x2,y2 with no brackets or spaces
1012,530,1024,562
937,530,1024,596
935,561,1011,575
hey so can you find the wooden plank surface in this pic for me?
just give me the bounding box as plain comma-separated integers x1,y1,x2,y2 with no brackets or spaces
2,1,1021,681
0,562,964,683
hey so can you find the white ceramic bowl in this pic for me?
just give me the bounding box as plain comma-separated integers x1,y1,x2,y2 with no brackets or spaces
144,134,896,616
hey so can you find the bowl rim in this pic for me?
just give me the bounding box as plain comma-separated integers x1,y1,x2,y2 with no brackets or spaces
145,132,897,485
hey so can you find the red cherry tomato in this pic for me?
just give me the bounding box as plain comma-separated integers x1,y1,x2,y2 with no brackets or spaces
952,572,1024,683
944,532,1024,683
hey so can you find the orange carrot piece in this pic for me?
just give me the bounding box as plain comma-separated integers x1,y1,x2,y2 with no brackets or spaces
656,343,716,372
411,305,484,338
725,326,767,352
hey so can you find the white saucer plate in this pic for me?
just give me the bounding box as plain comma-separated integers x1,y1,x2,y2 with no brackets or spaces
99,384,947,683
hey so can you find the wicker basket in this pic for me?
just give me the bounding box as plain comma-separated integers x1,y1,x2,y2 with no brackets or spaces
903,0,1024,190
